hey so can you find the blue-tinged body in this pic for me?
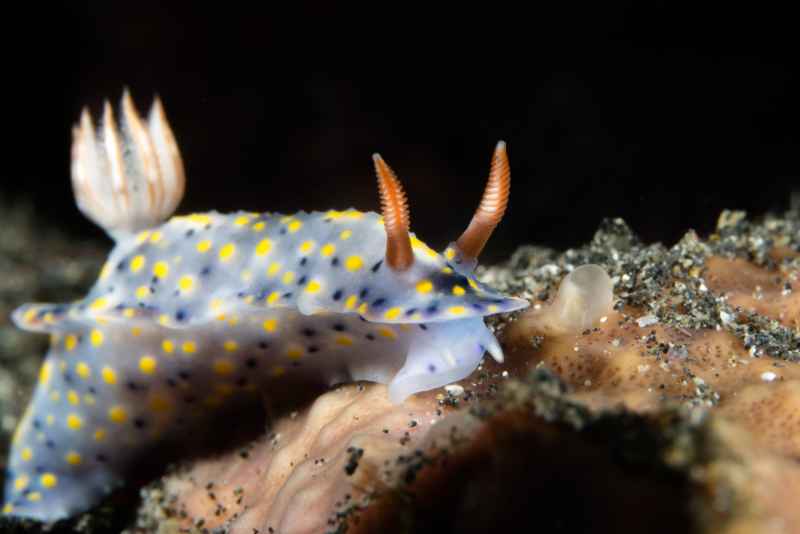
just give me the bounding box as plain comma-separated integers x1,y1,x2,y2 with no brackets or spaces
3,209,526,520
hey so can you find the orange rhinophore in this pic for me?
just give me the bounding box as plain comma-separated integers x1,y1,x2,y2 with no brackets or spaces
373,154,414,271
455,141,511,263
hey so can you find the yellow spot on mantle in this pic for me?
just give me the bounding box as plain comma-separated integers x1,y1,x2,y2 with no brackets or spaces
40,473,57,489
448,306,466,315
267,262,281,277
108,406,128,424
66,414,82,430
378,327,398,340
13,475,29,492
384,307,402,320
65,451,82,465
67,390,80,405
38,362,51,386
76,361,91,379
187,213,212,225
339,230,352,240
196,240,212,253
452,285,466,296
135,230,151,244
213,359,234,376
102,366,118,385
21,448,33,461
223,340,238,352
335,335,354,346
445,247,456,260
219,243,236,261
286,346,304,359
299,240,315,254
252,221,266,232
130,255,146,273
263,318,278,332
90,297,109,311
136,285,150,300
256,238,273,256
27,492,41,502
99,262,112,280
178,275,195,292
305,280,322,294
162,339,175,353
345,256,364,272
153,261,169,279
320,243,336,257
182,341,197,354
345,295,357,310
234,215,251,226
282,271,295,284
416,280,433,294
90,329,104,347
288,220,303,233
93,428,106,442
139,355,158,374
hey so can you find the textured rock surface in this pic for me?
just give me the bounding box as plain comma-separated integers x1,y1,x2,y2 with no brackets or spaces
5,206,800,533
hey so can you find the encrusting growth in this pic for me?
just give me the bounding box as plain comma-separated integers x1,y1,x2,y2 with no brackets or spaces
541,264,614,334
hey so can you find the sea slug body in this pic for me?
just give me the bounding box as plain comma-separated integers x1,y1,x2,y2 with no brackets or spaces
2,91,528,521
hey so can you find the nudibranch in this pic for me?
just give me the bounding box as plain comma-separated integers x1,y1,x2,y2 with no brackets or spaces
2,91,528,521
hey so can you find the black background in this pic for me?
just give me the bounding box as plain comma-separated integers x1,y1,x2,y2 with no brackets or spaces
1,3,797,261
